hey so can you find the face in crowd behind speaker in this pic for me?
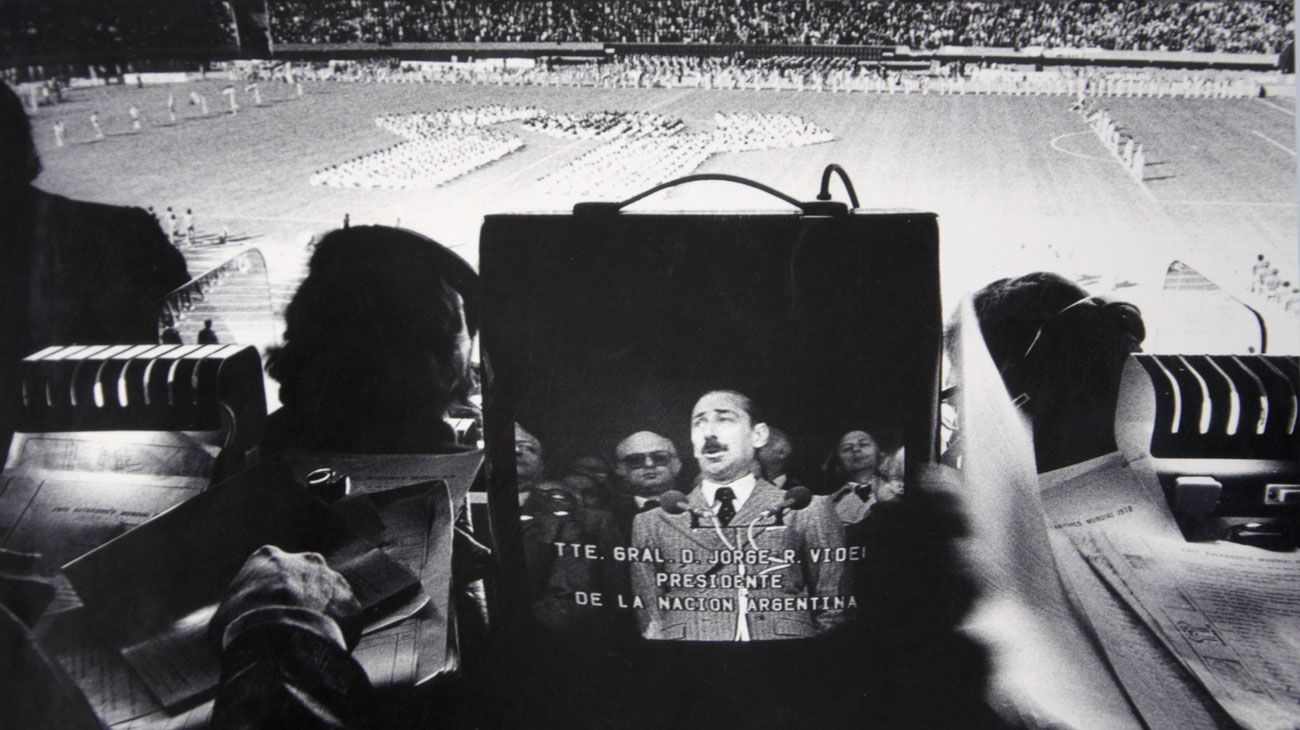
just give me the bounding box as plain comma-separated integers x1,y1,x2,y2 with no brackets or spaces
613,431,682,499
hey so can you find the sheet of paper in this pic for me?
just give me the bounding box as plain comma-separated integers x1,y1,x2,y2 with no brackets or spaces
283,452,473,684
5,432,219,478
330,480,457,684
1089,532,1300,730
119,605,223,710
110,701,212,730
0,432,215,580
0,470,205,568
63,458,419,710
282,449,482,502
1039,451,1181,539
949,298,1144,729
36,608,161,725
322,484,445,687
353,621,421,687
413,482,455,683
1038,452,1230,728
335,482,439,575
1053,531,1231,730
0,432,216,620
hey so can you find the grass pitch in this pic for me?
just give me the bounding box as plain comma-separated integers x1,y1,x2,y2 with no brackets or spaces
28,79,1297,340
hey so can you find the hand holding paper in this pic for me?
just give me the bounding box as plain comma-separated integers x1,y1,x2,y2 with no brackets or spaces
210,546,363,651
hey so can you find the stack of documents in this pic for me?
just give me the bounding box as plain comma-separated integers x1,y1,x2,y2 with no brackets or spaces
64,457,422,710
281,450,483,686
1039,451,1300,730
1076,530,1300,730
47,450,481,730
953,299,1298,730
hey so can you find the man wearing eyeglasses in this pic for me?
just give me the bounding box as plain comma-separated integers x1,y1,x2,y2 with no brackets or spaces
609,431,682,535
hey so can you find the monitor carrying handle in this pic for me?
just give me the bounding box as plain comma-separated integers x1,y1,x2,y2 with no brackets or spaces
573,166,858,217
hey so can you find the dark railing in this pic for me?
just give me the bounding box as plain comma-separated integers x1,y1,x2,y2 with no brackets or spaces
159,248,278,351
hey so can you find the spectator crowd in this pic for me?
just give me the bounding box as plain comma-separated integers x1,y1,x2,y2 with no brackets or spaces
2,1,1291,62
2,0,235,56
266,0,1294,53
246,55,1277,101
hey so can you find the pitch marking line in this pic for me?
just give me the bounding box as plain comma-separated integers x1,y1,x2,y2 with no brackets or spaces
1049,131,1110,161
1157,198,1295,208
1250,130,1296,157
1052,128,1155,201
1256,98,1296,117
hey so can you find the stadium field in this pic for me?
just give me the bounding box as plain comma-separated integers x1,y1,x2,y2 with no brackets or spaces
27,78,1298,339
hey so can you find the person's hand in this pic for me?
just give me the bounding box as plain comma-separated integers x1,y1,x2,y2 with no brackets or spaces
210,545,362,650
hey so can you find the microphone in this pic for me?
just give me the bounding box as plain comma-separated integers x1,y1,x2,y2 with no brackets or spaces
759,486,812,519
744,487,813,550
658,490,693,515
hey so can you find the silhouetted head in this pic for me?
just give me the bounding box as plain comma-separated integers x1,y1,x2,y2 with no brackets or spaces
955,272,1146,471
266,226,478,452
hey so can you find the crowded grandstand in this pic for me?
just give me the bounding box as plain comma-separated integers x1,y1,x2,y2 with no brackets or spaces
263,0,1293,51
1,1,1292,54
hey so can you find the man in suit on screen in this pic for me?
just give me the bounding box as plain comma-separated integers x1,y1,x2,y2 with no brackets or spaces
630,390,850,641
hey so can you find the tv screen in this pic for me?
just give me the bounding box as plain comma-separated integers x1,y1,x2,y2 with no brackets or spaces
480,210,941,645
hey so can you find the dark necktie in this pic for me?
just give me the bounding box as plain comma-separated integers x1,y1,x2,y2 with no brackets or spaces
714,487,736,526
640,499,659,512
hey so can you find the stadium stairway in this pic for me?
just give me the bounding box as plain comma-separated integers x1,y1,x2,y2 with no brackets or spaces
176,237,307,309
170,239,304,349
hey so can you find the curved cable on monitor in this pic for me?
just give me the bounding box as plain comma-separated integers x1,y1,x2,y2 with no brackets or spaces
574,173,806,214
816,163,860,209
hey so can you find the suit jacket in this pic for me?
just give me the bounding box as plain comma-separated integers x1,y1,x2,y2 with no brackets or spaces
630,476,849,641
607,491,668,538
520,494,628,634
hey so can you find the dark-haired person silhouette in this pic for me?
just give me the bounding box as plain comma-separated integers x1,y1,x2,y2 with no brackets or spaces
0,82,189,462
